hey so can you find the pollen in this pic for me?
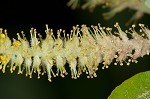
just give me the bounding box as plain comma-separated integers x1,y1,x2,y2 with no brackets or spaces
0,34,6,39
13,40,22,47
0,54,8,68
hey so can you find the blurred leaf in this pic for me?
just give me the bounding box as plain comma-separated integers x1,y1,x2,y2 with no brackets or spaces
108,70,150,99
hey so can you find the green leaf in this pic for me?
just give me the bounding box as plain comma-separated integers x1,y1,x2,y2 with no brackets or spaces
108,71,150,99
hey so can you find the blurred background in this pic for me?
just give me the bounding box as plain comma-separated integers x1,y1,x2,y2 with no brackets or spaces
0,0,150,99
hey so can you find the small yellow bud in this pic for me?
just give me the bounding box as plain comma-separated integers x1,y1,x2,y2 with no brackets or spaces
0,34,6,38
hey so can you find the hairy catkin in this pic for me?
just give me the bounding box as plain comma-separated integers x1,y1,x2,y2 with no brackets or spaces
0,23,150,82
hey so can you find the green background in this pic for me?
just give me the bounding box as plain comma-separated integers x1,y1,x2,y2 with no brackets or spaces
0,0,150,99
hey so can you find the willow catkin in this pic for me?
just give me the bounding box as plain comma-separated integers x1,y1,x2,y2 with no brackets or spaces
0,23,150,82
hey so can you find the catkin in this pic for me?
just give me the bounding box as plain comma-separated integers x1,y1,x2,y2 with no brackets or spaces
0,23,150,82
